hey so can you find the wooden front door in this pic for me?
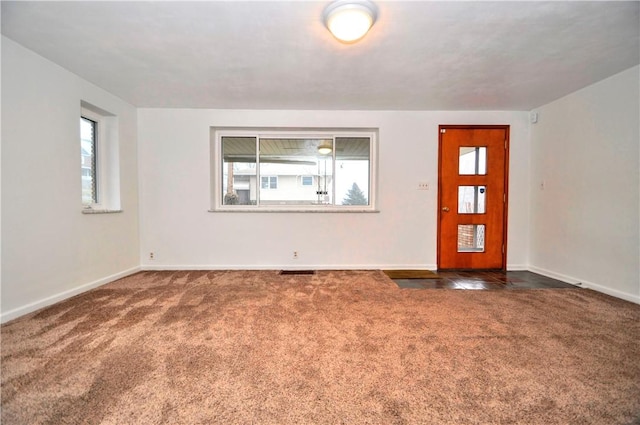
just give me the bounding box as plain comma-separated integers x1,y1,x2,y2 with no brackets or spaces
437,126,509,270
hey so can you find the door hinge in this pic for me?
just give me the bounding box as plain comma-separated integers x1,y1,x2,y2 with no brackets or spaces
504,139,507,149
503,193,506,203
502,245,505,254
441,129,446,134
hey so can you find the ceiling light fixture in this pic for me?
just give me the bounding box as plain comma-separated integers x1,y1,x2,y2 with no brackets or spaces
323,0,378,43
318,145,333,155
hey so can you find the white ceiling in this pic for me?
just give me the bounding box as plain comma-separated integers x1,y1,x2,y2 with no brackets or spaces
2,1,638,111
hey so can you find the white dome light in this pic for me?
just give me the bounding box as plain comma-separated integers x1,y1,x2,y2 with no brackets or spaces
318,146,333,155
323,0,378,43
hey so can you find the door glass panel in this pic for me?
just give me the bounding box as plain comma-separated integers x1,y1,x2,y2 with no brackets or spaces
457,224,485,252
459,147,487,175
458,186,486,214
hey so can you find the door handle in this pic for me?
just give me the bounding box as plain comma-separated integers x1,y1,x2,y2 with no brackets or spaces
442,207,450,212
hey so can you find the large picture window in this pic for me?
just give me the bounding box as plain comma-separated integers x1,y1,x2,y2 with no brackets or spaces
214,130,376,211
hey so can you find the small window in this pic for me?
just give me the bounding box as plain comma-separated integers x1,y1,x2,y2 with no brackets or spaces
81,116,98,205
214,129,376,211
80,102,121,212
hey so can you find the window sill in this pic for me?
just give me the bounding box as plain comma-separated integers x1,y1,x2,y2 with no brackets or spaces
82,208,123,215
208,208,379,213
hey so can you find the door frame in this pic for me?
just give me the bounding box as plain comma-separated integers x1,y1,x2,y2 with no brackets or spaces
437,124,510,271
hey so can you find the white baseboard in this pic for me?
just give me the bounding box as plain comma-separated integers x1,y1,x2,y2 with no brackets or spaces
527,266,583,285
582,280,640,305
528,266,640,305
141,263,439,271
1,266,141,324
506,264,528,271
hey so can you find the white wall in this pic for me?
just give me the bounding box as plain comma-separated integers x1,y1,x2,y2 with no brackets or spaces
138,109,530,270
1,37,140,321
529,66,640,303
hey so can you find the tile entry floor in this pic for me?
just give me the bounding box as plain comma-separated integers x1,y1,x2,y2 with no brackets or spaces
393,270,578,290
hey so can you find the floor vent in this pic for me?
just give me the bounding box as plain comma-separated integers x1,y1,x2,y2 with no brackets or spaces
279,270,316,275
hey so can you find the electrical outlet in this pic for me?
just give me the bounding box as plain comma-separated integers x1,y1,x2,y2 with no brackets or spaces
418,182,430,190
149,252,155,260
293,251,298,259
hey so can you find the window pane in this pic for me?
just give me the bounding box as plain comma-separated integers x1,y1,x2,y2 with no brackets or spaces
81,117,97,204
222,136,257,205
259,138,333,206
261,176,278,189
302,176,313,186
458,186,486,214
335,137,370,206
459,147,487,175
457,224,485,252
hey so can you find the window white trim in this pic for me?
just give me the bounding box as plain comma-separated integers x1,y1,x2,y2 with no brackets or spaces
211,128,377,212
80,102,121,213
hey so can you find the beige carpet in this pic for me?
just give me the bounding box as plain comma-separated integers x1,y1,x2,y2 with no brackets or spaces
2,270,639,424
